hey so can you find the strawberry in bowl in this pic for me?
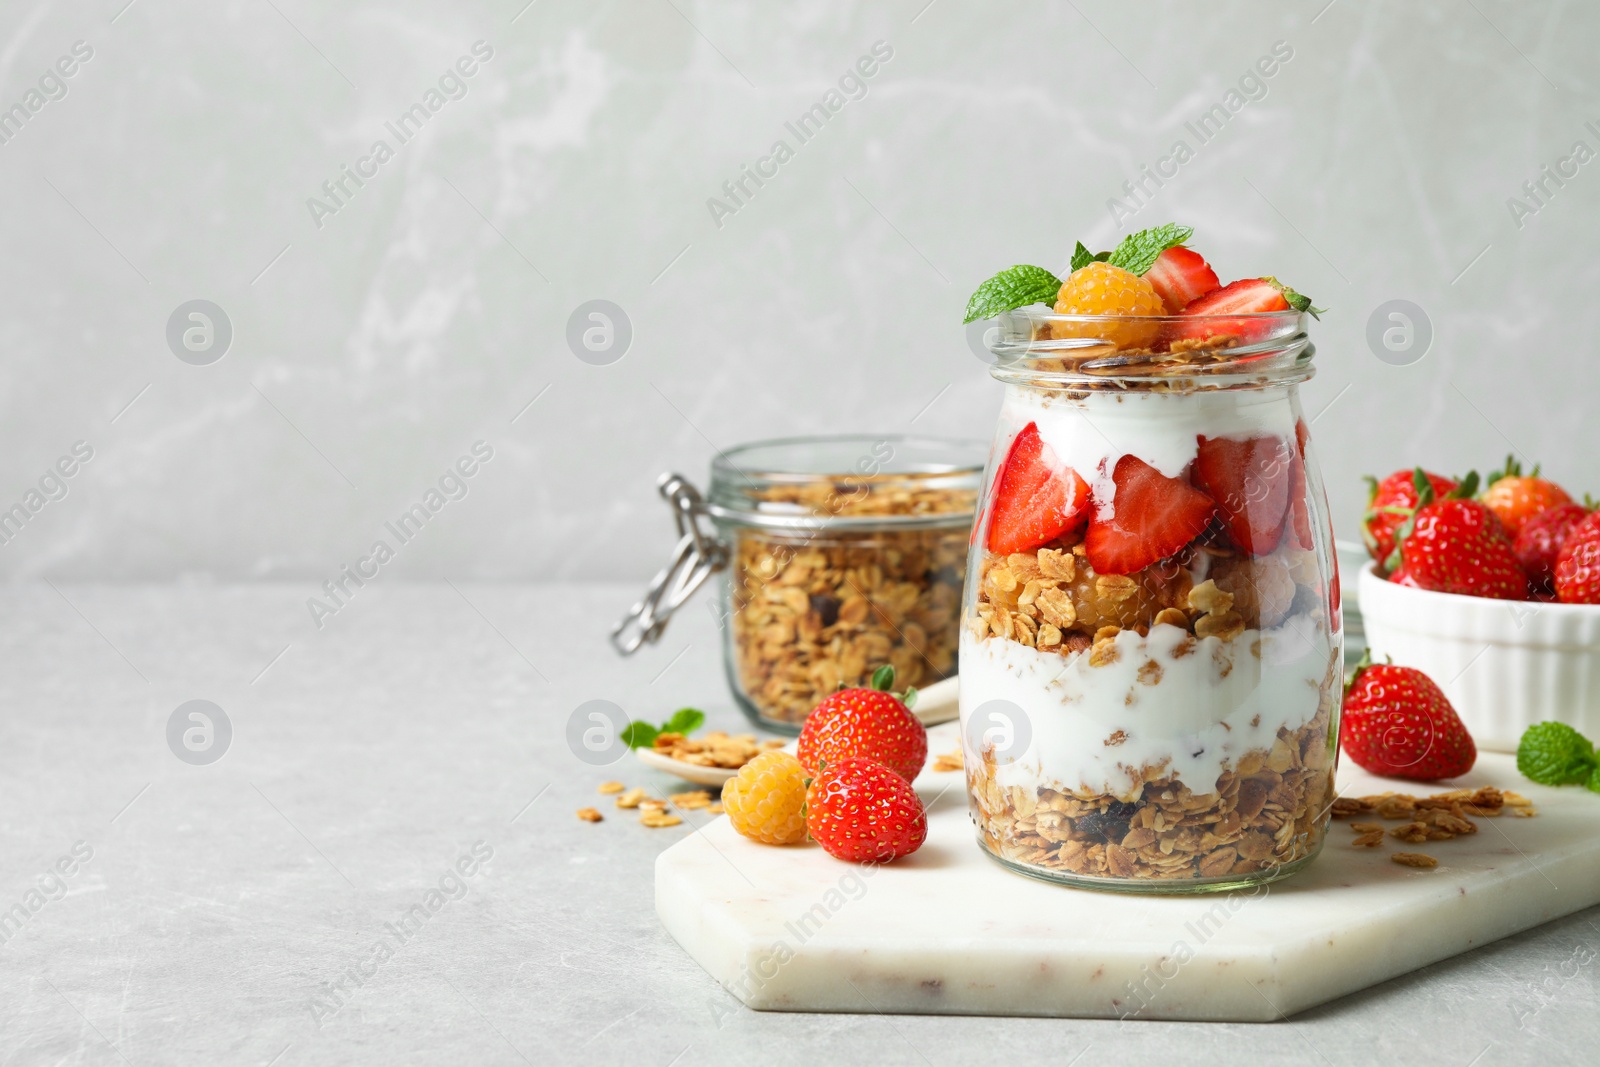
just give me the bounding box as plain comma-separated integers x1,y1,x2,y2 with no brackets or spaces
1358,463,1600,753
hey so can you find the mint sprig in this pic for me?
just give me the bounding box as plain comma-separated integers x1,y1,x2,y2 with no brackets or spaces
1516,721,1600,789
621,706,707,749
1105,223,1193,276
1069,241,1108,273
962,264,1062,324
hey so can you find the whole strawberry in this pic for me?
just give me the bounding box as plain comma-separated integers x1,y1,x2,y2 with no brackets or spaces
1555,511,1600,604
1341,653,1476,780
797,666,927,782
1393,470,1527,600
805,756,927,863
1480,455,1573,539
1514,501,1591,595
1363,468,1458,566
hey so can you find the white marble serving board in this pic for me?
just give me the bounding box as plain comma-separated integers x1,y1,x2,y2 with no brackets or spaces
656,723,1600,1021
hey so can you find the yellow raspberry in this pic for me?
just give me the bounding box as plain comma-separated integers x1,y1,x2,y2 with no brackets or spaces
722,750,808,845
1051,261,1165,349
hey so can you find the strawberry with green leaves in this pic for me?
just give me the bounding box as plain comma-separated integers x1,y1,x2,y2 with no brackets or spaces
797,665,927,783
1479,455,1573,539
1162,277,1319,347
1363,468,1459,566
1390,469,1528,600
1341,652,1476,781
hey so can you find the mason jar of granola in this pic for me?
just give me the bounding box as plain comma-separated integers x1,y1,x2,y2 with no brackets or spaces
615,435,984,733
960,309,1342,892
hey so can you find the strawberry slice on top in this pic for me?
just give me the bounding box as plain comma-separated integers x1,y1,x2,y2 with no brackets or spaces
1192,433,1294,556
986,422,1090,555
1144,246,1220,313
1086,454,1216,575
1163,277,1315,348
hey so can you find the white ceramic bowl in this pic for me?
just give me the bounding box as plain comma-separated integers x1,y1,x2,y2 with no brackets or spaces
1357,561,1600,752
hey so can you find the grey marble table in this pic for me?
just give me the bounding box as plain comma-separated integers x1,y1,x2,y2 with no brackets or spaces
1,583,1595,1067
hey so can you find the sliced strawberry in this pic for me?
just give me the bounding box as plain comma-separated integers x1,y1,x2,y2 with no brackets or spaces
1145,246,1220,313
986,422,1090,555
1185,278,1293,315
1162,277,1311,348
1192,434,1294,556
1086,454,1216,575
1285,419,1314,551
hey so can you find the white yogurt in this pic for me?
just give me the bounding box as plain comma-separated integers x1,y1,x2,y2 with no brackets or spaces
959,621,1334,801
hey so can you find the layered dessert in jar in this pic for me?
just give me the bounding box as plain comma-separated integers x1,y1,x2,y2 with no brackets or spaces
959,225,1343,891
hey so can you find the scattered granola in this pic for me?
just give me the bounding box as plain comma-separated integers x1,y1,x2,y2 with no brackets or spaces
1391,851,1438,869
671,789,713,810
640,811,683,828
576,807,603,823
615,787,647,810
728,483,974,725
652,730,779,770
1327,783,1536,866
932,748,964,773
597,781,625,795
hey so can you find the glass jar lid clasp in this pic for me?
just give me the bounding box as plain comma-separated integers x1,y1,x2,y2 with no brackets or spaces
610,473,727,655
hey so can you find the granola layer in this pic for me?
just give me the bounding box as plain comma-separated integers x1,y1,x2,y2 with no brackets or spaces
967,702,1335,881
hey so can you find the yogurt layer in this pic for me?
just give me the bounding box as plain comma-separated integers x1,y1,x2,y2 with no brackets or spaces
1000,384,1301,509
960,620,1335,802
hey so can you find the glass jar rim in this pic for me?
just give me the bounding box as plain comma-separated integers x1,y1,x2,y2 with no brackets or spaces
707,433,985,530
987,307,1314,391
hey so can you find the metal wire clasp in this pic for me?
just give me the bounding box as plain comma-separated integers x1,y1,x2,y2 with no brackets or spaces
611,473,728,655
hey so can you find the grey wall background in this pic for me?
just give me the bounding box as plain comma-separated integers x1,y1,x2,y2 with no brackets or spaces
1,0,1595,582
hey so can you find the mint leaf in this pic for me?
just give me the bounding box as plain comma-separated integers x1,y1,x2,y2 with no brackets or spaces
662,707,705,735
1070,242,1098,272
1589,765,1600,794
1105,223,1193,276
621,721,659,749
963,264,1061,324
1516,721,1598,786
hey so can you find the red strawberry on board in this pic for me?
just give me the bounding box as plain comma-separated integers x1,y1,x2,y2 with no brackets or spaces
1514,501,1590,595
1362,468,1458,566
1393,470,1528,600
1554,510,1600,604
805,756,927,863
1085,454,1216,575
985,422,1090,555
797,665,927,783
1163,277,1317,347
1192,433,1294,556
1145,246,1220,313
1340,653,1476,781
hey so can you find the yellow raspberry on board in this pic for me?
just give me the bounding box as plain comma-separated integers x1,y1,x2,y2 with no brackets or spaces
1051,261,1165,349
722,750,808,845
